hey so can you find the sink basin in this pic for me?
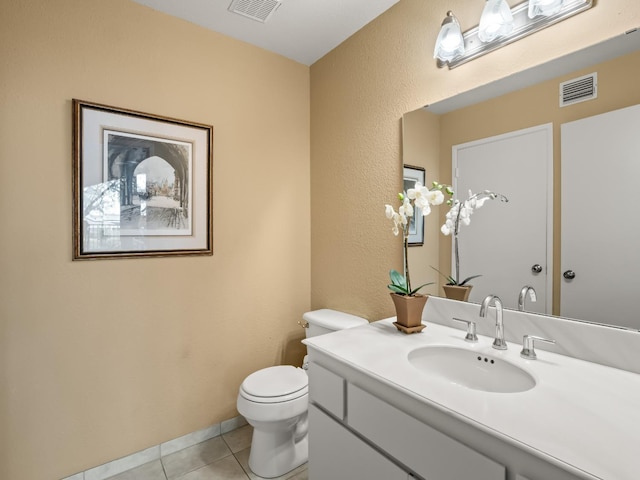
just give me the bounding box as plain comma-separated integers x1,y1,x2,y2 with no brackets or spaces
408,346,536,393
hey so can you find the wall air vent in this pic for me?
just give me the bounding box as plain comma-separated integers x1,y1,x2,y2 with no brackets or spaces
228,0,282,23
560,72,597,107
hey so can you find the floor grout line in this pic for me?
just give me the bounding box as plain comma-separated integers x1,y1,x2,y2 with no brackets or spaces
232,450,252,480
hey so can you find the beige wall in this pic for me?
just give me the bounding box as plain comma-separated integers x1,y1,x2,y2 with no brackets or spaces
0,1,309,479
437,49,640,314
310,0,640,321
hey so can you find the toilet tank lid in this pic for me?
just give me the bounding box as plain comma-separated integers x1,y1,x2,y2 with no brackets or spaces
302,309,368,330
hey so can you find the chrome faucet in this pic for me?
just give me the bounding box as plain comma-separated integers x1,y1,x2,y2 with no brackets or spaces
479,294,507,350
518,285,537,312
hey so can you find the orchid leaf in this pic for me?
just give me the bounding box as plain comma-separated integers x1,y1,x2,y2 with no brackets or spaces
409,282,434,295
388,269,409,295
430,266,456,285
458,275,482,286
388,284,409,295
430,266,480,286
389,269,407,288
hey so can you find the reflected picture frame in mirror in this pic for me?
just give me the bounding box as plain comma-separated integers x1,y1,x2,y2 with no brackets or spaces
403,165,426,246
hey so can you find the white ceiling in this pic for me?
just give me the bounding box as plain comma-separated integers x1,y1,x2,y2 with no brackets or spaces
131,0,400,66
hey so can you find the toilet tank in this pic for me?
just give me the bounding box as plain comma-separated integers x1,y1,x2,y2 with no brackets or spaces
302,309,368,338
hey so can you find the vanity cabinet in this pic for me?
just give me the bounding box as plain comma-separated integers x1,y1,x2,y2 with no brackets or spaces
308,362,504,480
307,359,592,480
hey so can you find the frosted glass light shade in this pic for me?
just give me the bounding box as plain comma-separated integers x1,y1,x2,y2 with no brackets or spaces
478,0,514,43
528,0,565,18
433,11,465,62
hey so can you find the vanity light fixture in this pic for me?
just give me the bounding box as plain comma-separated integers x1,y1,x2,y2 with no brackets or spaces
434,0,593,69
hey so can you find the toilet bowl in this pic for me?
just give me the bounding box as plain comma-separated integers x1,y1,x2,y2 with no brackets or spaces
237,365,309,478
237,309,368,478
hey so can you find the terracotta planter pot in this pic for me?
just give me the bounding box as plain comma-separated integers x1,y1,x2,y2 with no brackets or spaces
442,284,473,302
390,292,427,334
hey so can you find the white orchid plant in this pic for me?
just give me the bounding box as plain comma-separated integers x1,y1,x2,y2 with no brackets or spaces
435,190,509,286
385,181,454,296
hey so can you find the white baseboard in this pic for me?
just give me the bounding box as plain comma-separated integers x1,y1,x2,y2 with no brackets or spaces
62,415,248,480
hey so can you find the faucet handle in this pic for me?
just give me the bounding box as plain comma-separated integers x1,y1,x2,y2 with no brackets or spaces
520,335,556,360
452,318,478,343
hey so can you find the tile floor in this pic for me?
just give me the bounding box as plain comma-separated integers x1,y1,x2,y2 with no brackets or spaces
105,425,308,480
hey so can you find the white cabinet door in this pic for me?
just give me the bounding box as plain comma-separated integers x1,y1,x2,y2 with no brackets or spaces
347,384,505,480
308,404,409,480
561,104,640,328
453,124,553,313
307,362,345,420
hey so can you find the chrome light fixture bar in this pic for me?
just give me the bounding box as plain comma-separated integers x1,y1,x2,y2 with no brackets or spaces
436,0,593,69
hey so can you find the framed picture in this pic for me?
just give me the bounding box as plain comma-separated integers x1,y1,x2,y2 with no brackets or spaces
72,99,213,260
403,165,425,246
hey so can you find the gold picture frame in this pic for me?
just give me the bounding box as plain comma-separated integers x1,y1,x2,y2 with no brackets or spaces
72,99,213,260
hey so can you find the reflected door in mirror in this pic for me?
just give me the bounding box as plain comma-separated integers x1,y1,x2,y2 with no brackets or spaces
453,124,553,312
561,104,640,329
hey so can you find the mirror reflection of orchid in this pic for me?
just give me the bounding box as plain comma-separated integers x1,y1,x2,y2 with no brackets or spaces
385,181,454,296
439,190,509,286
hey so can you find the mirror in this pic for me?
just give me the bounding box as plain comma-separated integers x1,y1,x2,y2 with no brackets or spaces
403,29,640,330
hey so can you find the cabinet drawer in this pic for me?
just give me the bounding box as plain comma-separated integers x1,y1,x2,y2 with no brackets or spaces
308,362,345,419
347,384,505,480
309,404,409,480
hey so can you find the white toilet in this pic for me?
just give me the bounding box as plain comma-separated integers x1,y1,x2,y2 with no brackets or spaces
236,309,368,478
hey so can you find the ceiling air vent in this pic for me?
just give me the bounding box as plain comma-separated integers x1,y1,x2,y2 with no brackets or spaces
559,72,597,107
228,0,282,23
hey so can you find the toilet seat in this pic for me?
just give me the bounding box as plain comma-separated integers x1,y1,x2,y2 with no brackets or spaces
240,365,308,404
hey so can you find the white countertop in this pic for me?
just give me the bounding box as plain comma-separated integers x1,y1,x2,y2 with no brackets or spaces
304,318,640,480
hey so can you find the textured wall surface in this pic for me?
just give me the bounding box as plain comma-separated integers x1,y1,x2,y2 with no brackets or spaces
310,0,640,321
0,1,309,478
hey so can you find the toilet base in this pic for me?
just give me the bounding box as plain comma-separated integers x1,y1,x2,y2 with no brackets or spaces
247,415,309,478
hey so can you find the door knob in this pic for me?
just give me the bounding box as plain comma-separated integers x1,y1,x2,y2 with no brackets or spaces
563,270,576,280
531,264,543,274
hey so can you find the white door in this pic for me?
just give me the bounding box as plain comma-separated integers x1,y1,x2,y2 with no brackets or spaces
453,124,553,312
561,104,640,328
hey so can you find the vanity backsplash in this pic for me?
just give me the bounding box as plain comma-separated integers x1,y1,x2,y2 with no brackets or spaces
424,296,640,374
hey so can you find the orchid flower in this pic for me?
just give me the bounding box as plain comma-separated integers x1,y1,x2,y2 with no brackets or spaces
439,189,509,286
385,181,453,295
